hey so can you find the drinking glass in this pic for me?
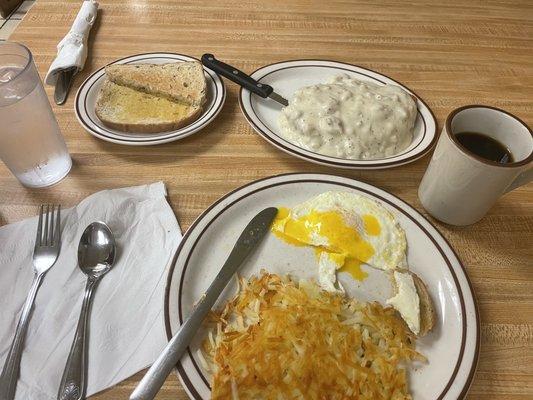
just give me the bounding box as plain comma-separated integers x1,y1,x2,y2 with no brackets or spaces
0,42,71,188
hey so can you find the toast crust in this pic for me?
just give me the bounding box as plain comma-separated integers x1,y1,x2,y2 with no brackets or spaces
96,106,202,133
410,272,436,337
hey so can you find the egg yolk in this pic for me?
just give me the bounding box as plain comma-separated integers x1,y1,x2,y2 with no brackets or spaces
338,258,368,281
314,248,368,281
272,207,376,281
363,214,381,236
271,207,306,247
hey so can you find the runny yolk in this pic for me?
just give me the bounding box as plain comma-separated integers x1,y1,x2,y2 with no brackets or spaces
272,208,306,246
272,207,375,281
338,258,368,281
363,214,381,236
314,249,369,281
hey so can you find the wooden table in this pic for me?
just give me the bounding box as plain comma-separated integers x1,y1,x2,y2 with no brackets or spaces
3,0,532,398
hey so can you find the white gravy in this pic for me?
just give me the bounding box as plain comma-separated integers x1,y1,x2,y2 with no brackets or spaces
278,75,417,160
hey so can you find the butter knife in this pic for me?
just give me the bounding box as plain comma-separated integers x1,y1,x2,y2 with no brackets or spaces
201,54,288,106
129,207,278,400
54,67,77,105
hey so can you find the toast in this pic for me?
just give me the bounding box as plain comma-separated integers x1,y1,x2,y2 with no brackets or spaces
411,272,436,337
387,270,436,337
95,79,202,133
105,62,207,107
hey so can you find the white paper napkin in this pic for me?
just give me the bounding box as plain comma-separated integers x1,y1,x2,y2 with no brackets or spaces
45,0,99,86
0,182,181,400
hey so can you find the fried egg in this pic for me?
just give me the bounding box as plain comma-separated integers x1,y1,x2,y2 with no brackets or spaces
272,191,407,291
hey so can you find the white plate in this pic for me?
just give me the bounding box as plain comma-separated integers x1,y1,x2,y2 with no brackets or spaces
75,53,226,146
239,60,437,169
164,173,479,400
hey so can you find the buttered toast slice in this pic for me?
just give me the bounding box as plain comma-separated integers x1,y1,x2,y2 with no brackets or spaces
105,62,207,107
95,80,202,133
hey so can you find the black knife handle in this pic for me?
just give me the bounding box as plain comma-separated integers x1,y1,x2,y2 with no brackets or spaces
201,53,273,98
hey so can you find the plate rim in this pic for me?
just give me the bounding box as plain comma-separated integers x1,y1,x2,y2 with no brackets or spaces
164,172,479,400
238,59,438,169
246,64,428,162
74,52,226,146
78,54,220,142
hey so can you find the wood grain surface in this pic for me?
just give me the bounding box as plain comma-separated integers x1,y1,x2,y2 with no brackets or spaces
2,0,532,398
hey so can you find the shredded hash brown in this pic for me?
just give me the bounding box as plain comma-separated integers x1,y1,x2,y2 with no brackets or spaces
200,272,425,400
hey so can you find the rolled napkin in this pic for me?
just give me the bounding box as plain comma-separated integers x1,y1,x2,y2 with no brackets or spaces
44,0,99,86
0,182,181,400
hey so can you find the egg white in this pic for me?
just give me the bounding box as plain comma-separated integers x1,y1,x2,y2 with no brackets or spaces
284,191,407,271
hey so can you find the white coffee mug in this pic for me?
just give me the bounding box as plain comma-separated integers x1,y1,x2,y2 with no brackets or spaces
418,105,532,226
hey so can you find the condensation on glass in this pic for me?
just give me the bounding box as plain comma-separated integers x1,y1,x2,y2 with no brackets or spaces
0,42,71,188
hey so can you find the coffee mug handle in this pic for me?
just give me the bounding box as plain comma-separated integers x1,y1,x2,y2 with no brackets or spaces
505,167,533,193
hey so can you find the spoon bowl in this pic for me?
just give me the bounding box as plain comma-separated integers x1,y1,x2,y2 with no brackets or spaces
77,221,116,277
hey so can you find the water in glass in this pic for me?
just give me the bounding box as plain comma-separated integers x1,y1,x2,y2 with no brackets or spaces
0,43,71,188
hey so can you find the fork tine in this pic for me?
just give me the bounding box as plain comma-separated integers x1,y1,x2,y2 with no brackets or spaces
36,204,44,246
44,204,50,246
49,205,55,245
54,205,61,246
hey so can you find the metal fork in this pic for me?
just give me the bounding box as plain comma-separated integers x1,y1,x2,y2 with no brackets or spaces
0,205,62,400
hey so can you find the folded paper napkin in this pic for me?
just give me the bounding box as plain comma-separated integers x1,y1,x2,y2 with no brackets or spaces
0,182,181,400
44,0,99,86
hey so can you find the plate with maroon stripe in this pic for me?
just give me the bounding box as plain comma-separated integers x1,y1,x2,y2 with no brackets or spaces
239,60,437,169
75,53,226,146
164,173,479,400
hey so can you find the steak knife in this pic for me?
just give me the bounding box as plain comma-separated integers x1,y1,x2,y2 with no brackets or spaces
129,207,278,400
54,67,77,105
201,53,288,106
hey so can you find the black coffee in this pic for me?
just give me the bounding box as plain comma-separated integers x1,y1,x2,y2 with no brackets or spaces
455,132,514,164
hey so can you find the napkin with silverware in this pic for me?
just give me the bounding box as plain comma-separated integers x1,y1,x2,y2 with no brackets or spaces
44,0,98,86
0,182,181,400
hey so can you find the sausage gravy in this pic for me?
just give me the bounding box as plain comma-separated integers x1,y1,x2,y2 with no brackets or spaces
278,75,417,160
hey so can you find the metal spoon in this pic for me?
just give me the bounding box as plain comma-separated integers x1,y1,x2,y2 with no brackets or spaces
57,222,116,400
